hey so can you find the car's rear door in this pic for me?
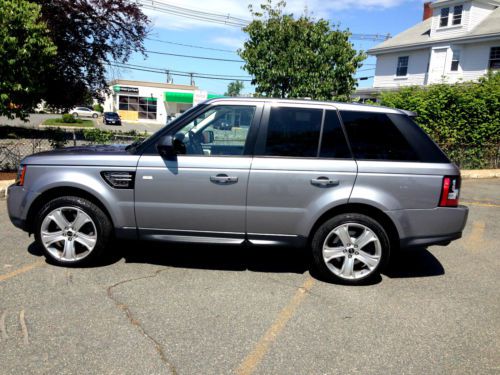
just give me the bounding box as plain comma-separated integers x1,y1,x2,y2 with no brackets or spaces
246,102,358,245
135,101,263,243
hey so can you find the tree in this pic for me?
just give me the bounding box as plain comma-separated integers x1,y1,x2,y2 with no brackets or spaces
32,0,149,109
0,0,56,119
225,80,245,96
239,0,365,101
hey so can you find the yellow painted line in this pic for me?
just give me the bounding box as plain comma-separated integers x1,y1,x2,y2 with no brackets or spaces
235,277,316,375
462,201,500,208
463,221,486,251
0,260,45,282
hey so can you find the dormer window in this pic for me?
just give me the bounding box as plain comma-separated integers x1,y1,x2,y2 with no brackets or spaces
440,8,450,27
453,5,463,25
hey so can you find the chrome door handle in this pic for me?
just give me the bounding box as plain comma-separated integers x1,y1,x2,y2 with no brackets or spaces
210,174,238,184
311,177,339,187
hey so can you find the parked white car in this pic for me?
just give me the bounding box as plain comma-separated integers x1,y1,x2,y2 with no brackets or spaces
70,107,99,118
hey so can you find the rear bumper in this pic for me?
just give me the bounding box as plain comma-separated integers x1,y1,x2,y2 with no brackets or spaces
386,205,469,249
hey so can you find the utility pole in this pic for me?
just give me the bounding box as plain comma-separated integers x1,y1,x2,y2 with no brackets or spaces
166,70,173,84
189,73,195,86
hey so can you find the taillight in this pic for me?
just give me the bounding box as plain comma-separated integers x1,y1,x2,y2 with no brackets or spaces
16,165,27,186
439,176,460,207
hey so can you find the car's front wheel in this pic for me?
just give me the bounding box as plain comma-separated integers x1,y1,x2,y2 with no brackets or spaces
311,213,390,285
35,196,112,266
92,113,98,119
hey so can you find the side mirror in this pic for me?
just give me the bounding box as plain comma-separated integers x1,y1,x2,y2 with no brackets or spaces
202,130,214,143
157,134,185,158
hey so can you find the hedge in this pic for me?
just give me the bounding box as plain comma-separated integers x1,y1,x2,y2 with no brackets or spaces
378,72,500,169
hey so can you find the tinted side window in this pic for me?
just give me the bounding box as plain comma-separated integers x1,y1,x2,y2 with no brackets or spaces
320,111,351,158
340,111,419,161
264,107,322,157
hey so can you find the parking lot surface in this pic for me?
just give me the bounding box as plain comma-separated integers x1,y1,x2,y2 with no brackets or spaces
1,179,499,374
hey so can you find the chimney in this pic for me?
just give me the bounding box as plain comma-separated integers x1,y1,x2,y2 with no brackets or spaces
423,2,433,20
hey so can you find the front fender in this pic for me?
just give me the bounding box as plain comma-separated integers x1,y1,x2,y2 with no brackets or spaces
23,165,136,229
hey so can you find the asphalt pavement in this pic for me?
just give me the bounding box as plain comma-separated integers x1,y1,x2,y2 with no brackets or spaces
0,179,499,374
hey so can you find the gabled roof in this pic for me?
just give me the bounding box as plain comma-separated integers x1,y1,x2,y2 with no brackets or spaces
368,6,500,55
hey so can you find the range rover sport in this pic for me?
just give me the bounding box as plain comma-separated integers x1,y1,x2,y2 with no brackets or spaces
7,98,468,284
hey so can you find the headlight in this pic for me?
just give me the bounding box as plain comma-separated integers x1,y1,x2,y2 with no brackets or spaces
16,165,27,186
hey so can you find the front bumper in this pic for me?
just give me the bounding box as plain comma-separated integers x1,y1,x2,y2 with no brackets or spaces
386,205,469,249
7,184,39,232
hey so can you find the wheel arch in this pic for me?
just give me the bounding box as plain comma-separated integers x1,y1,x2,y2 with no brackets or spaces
26,186,114,233
308,203,400,250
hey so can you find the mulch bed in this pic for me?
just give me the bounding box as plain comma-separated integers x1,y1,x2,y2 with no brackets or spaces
0,172,16,181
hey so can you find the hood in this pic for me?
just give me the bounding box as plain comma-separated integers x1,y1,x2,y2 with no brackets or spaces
22,144,140,167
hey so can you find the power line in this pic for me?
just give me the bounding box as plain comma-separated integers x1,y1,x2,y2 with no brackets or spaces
116,62,252,78
138,0,390,41
145,49,244,62
146,37,237,53
109,62,253,81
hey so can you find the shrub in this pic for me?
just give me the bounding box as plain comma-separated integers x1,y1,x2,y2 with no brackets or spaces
93,104,104,113
83,128,113,144
379,72,500,169
62,113,77,123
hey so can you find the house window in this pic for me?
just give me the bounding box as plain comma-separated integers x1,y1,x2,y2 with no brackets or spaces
453,5,463,25
489,47,500,69
451,49,460,71
440,7,449,27
396,56,409,76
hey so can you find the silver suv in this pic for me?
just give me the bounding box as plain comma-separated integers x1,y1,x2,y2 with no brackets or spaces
7,98,468,284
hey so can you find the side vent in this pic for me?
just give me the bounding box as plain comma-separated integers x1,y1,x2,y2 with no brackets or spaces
101,171,135,189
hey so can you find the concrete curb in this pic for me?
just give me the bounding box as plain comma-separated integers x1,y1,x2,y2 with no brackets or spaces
461,169,500,179
0,179,15,200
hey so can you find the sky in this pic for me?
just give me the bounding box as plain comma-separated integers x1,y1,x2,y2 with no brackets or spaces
108,0,428,95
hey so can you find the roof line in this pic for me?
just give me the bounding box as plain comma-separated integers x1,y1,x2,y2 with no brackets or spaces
368,32,500,54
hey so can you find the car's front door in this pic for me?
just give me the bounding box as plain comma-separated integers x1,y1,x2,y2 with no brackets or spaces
135,102,263,243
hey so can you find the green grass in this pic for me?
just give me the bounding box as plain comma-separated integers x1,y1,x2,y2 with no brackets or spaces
43,118,94,127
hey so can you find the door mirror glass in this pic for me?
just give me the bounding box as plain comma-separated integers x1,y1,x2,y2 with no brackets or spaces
202,130,214,144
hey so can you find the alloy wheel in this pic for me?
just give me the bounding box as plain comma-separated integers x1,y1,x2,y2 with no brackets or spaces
322,223,382,280
40,206,97,262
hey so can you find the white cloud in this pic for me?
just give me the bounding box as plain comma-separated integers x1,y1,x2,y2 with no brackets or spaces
142,0,410,30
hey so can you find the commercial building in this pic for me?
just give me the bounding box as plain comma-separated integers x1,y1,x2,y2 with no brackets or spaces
103,79,223,124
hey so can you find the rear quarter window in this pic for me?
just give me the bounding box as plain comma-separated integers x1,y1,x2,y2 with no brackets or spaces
340,111,419,161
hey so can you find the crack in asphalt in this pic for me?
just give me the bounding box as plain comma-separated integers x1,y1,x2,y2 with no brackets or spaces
107,268,177,375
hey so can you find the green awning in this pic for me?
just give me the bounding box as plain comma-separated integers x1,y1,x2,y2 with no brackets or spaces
207,94,225,99
164,92,194,103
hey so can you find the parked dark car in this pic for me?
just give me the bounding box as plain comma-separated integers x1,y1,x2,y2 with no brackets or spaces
103,112,121,125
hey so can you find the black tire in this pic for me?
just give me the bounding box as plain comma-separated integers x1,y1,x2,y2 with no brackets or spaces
34,196,112,266
311,213,390,285
92,113,98,118
72,112,78,118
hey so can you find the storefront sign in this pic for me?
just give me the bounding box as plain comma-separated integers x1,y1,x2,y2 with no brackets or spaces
193,90,208,106
113,85,139,94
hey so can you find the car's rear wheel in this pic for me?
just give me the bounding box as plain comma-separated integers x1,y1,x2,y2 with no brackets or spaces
71,112,78,117
311,213,390,285
35,196,112,266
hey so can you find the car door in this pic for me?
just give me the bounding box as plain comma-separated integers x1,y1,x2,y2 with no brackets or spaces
246,102,357,246
135,101,263,243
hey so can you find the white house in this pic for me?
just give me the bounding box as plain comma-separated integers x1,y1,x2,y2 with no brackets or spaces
368,0,500,88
